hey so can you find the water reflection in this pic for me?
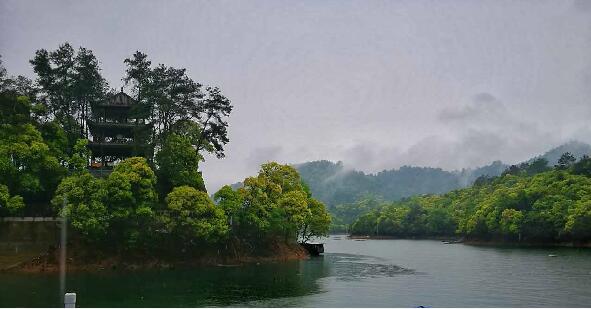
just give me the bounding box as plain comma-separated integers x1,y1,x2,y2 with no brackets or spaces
0,259,327,307
4,239,591,307
0,248,415,307
66,260,330,307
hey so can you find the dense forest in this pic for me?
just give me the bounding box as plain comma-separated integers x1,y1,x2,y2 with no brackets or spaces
349,154,591,242
297,141,591,231
0,43,331,255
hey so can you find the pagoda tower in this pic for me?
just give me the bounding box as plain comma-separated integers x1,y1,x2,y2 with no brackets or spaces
87,89,152,173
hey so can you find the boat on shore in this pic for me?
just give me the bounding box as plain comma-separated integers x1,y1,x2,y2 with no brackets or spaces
442,238,465,244
300,243,324,256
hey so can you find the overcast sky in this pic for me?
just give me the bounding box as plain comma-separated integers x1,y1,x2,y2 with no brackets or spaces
1,0,591,191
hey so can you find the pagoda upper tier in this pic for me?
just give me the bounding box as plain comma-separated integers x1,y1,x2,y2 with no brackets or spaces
88,90,152,167
98,91,135,107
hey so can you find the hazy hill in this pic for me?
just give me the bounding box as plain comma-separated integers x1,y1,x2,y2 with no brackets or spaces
295,160,507,207
533,140,591,166
295,141,591,207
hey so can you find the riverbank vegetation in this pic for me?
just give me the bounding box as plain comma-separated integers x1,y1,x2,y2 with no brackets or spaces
0,43,331,263
349,155,591,243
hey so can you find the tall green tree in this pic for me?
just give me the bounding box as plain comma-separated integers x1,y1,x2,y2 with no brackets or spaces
0,121,65,209
155,133,205,195
0,184,25,216
226,162,332,243
123,52,232,159
193,87,232,158
68,139,92,172
104,157,158,249
52,172,109,242
213,185,244,231
0,56,37,98
72,47,108,137
299,198,331,242
164,186,229,245
30,43,108,154
276,190,310,240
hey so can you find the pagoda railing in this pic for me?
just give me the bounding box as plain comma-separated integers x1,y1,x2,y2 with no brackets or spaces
89,119,148,125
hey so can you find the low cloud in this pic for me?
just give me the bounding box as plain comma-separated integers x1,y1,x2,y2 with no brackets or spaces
335,93,564,174
438,92,502,121
433,93,558,168
245,145,284,166
573,0,591,13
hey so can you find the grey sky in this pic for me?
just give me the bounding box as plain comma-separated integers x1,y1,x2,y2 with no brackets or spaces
1,0,590,192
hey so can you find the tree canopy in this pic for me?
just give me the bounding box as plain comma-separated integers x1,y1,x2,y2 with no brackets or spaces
0,43,234,216
349,155,591,242
1,46,333,258
155,133,205,195
215,162,331,243
164,186,229,243
123,51,232,158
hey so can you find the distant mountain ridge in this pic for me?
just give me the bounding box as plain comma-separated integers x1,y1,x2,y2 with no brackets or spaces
294,141,591,207
294,160,506,207
528,140,591,166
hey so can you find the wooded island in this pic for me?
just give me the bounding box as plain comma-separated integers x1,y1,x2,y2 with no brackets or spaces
0,43,331,268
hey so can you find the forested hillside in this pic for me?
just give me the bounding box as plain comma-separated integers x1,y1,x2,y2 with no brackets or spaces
296,143,591,231
295,160,508,207
297,142,591,209
529,141,591,166
349,154,591,242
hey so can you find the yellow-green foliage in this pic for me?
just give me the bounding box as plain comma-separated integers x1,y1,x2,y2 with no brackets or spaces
351,170,591,241
164,186,229,243
0,184,25,216
52,157,159,249
155,133,206,195
51,172,109,241
0,122,65,204
50,159,331,251
215,162,331,242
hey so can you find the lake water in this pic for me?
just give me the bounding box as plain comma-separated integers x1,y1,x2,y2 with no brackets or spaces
1,236,591,307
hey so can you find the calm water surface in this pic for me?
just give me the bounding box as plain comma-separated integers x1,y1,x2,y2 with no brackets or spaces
1,237,591,307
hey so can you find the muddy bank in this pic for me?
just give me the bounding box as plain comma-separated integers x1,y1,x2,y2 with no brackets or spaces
3,241,309,273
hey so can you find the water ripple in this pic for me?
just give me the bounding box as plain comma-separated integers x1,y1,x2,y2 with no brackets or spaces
324,253,415,281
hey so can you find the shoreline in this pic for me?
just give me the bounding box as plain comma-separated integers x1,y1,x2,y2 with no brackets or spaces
462,239,591,248
346,235,591,248
347,235,455,241
2,242,310,273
